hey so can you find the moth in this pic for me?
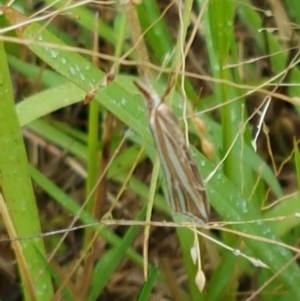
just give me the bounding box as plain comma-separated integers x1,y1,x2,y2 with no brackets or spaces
134,81,210,224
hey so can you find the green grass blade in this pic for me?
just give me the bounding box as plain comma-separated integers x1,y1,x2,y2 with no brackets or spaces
87,206,146,301
294,139,300,190
137,266,159,301
208,0,235,65
0,41,53,300
136,0,173,65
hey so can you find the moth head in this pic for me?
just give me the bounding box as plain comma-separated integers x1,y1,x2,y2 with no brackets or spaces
134,81,162,110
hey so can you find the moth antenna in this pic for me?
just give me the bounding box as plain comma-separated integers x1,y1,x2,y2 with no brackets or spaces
133,80,152,100
162,73,176,101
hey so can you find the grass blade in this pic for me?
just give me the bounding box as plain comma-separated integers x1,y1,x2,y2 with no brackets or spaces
0,41,53,300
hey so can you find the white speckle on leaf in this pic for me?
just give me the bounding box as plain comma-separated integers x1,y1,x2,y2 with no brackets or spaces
70,67,76,75
50,49,59,58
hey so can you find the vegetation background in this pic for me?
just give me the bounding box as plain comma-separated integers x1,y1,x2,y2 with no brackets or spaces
0,0,300,300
